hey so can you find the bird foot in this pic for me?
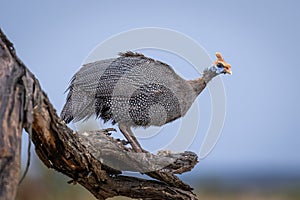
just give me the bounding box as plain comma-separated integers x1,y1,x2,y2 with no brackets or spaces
116,139,148,153
118,124,148,153
116,138,131,145
103,128,117,136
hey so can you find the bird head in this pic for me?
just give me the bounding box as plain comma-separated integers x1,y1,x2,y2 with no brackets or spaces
213,52,232,75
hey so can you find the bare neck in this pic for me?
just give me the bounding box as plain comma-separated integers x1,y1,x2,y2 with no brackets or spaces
202,67,218,83
187,66,219,95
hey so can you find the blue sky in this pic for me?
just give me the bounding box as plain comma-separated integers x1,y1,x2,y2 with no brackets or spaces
1,0,300,179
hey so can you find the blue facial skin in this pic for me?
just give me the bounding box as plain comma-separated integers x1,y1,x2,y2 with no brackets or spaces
211,63,226,74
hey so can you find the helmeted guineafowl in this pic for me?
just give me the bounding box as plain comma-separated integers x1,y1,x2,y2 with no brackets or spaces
61,52,232,152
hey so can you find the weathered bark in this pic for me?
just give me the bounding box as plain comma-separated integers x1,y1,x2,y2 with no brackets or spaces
0,29,24,200
0,28,199,200
79,130,197,174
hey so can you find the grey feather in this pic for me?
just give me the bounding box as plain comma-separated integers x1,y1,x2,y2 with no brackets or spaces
61,51,199,127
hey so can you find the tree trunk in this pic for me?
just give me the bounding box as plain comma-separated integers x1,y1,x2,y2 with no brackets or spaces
0,28,199,200
0,29,25,200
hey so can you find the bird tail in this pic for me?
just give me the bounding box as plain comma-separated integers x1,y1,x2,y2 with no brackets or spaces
60,97,74,124
61,86,96,124
60,85,77,124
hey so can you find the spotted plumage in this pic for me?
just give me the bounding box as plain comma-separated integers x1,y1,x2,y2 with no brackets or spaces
61,51,231,152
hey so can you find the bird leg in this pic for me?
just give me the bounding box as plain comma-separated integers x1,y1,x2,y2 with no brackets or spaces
118,123,146,153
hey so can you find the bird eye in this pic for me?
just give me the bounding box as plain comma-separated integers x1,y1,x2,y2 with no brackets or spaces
216,63,224,68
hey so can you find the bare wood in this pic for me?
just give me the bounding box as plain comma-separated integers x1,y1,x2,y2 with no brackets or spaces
78,130,198,174
0,30,24,200
0,28,199,200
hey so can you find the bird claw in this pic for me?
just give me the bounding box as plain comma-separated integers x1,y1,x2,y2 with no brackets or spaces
116,138,131,145
121,140,131,145
103,128,117,136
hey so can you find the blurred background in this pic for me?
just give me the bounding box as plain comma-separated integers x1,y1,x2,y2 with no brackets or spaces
1,0,300,199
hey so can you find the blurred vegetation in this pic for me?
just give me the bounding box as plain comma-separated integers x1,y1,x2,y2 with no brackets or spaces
17,176,300,200
16,156,300,200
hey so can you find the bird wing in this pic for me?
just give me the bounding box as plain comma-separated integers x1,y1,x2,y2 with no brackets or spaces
70,52,180,98
61,52,186,123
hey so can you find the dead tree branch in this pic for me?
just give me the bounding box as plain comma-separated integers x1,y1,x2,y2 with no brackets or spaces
0,29,24,200
0,28,198,200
